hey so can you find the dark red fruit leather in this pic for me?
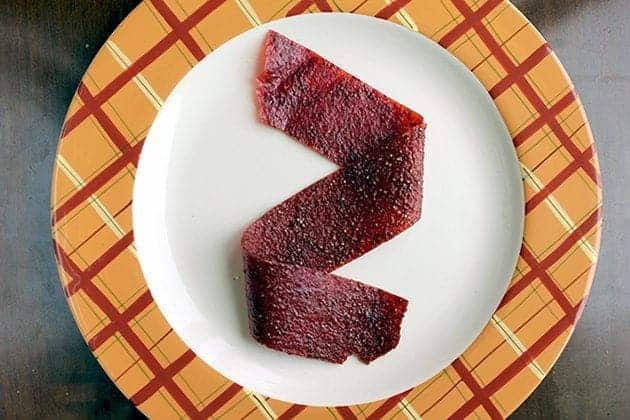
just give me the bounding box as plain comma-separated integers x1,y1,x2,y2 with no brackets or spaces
242,31,426,364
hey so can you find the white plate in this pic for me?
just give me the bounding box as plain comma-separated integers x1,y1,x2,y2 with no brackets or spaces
133,13,524,406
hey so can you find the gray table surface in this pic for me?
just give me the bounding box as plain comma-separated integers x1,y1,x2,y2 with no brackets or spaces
1,0,628,418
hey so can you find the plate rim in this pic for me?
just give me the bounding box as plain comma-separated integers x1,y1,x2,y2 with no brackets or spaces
50,0,602,418
132,12,527,405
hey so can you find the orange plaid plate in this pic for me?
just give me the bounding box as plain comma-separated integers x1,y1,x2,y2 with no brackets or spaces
51,0,602,418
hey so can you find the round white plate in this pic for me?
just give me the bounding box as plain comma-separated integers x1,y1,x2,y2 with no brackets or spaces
133,13,524,406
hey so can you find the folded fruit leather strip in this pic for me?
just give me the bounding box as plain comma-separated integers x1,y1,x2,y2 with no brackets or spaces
242,31,426,364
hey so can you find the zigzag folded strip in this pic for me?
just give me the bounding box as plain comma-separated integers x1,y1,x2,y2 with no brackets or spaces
241,31,426,364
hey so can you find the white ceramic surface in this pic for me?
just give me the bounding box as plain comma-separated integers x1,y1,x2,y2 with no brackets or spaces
133,13,524,406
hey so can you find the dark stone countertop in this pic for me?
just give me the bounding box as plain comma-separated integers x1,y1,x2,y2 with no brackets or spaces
0,0,628,418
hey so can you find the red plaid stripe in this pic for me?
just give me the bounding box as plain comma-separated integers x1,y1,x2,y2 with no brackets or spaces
517,89,597,183
366,389,412,419
446,214,601,418
462,223,593,406
130,349,196,404
525,145,595,214
439,0,503,48
437,0,602,318
88,290,153,350
55,240,201,417
451,359,502,419
450,300,582,419
52,139,144,224
439,0,598,185
56,237,245,418
336,406,358,419
488,44,551,99
526,121,586,175
278,404,307,419
150,0,206,61
499,207,600,309
375,0,412,19
512,90,575,147
286,0,333,16
468,21,529,74
62,231,135,296
520,247,575,314
62,0,227,138
77,82,132,152
198,383,244,418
